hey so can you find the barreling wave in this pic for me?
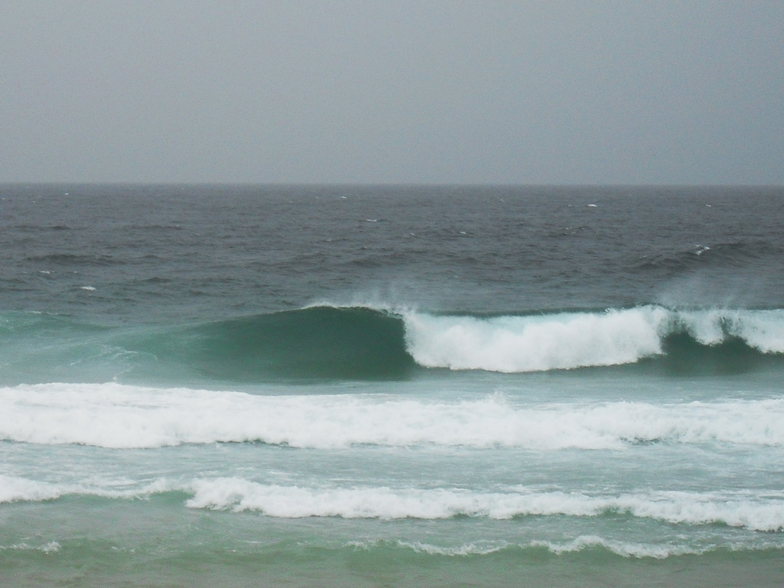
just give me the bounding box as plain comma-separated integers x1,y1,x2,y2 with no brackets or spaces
182,306,415,380
3,383,784,449
2,473,783,532
1,305,783,381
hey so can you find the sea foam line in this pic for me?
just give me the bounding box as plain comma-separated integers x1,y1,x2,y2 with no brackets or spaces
3,383,784,449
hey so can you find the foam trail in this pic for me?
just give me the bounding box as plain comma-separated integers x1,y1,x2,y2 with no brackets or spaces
3,384,784,449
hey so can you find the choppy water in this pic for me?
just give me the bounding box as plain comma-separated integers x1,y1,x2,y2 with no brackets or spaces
1,184,783,587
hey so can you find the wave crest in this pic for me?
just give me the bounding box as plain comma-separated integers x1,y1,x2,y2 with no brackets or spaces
3,473,781,532
404,307,667,372
1,305,783,381
184,479,784,531
404,306,784,373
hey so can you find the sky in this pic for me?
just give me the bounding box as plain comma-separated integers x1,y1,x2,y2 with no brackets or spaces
1,0,782,185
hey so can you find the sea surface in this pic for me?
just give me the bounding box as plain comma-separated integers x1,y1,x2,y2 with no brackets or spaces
1,184,783,587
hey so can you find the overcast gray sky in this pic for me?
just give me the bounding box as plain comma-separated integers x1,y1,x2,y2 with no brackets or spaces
1,1,782,184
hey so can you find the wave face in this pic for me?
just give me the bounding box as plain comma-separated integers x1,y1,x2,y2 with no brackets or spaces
154,304,784,378
4,383,784,449
180,306,416,380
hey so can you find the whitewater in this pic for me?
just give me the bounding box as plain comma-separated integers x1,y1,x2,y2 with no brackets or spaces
3,382,784,449
1,184,783,587
406,305,784,371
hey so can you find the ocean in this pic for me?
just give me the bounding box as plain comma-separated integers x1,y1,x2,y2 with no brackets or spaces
1,184,783,587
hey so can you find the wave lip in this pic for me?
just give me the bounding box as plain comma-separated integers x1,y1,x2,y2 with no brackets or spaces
4,384,784,449
181,305,416,380
673,308,784,353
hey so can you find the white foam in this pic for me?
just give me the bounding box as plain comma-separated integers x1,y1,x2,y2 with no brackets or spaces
0,541,61,554
403,306,784,372
404,307,668,372
3,471,783,533
392,537,706,559
528,536,703,559
666,308,784,353
0,475,63,504
724,310,784,353
0,474,175,504
3,383,784,449
386,540,511,556
186,478,784,531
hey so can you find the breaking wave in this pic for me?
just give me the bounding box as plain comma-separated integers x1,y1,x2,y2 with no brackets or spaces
403,305,784,373
2,474,783,532
185,480,784,531
1,305,783,382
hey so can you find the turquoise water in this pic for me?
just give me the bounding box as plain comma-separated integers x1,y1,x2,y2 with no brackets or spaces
1,185,783,586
